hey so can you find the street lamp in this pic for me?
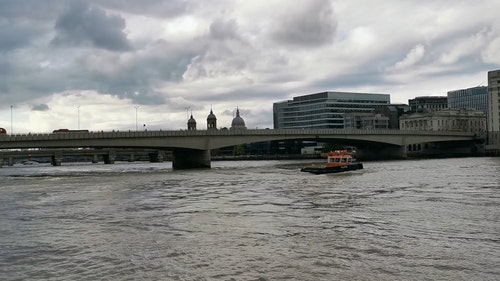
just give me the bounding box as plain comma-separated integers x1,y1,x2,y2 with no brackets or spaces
10,105,13,135
185,106,191,120
134,106,139,131
77,105,80,129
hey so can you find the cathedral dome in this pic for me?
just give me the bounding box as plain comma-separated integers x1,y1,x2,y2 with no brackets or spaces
231,108,246,130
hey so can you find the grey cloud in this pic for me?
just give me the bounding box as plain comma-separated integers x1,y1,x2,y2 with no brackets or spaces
51,1,132,51
182,18,253,81
94,0,191,18
31,104,50,111
77,40,201,103
210,18,240,41
271,0,337,47
0,23,38,52
0,0,63,52
0,0,63,20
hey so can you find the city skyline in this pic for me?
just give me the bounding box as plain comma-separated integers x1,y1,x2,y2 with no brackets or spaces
0,0,499,133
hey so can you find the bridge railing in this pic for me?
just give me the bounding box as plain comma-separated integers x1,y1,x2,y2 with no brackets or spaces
0,128,477,142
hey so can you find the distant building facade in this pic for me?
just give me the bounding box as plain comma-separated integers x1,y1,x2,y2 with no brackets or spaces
408,96,447,113
400,108,486,133
374,104,409,129
488,70,500,147
447,86,488,115
273,91,391,129
344,113,389,129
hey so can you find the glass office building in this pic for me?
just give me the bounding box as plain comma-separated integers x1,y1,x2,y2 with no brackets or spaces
273,91,391,129
447,86,488,116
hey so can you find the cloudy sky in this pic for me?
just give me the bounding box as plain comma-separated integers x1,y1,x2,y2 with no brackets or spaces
1,0,499,133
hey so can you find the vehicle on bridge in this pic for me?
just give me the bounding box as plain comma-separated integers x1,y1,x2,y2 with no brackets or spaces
0,128,6,134
301,149,363,174
52,129,89,133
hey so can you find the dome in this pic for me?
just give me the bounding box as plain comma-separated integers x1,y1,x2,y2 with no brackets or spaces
207,108,217,130
231,108,246,130
188,114,196,124
207,109,216,121
187,114,197,130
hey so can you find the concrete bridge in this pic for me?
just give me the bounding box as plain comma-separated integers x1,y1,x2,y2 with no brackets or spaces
0,148,169,167
0,129,480,169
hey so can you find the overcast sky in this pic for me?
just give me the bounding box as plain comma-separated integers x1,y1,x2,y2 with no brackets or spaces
1,0,499,133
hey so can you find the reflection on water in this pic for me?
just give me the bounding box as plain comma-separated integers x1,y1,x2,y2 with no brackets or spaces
1,158,499,280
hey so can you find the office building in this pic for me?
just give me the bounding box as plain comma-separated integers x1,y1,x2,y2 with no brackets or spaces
374,104,409,129
344,113,389,129
408,96,447,113
447,86,488,115
487,70,500,146
273,91,390,129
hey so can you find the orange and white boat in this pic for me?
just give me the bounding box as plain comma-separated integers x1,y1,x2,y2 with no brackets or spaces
301,150,363,174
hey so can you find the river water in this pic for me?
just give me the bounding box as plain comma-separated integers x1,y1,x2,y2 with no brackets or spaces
0,157,499,280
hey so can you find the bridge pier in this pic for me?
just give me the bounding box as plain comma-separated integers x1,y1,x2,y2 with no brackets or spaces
51,150,63,166
172,148,211,169
149,150,166,163
103,150,116,164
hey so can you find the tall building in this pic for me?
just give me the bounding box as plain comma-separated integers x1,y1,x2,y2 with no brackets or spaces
273,91,390,129
487,70,500,148
488,70,500,133
374,104,409,129
408,96,448,113
447,86,488,115
344,113,389,129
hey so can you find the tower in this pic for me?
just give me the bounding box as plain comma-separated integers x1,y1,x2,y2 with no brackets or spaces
207,109,217,130
187,114,196,130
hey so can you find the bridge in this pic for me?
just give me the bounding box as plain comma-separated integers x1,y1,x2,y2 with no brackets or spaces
0,129,480,169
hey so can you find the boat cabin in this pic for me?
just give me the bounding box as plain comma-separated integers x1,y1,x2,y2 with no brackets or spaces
325,150,354,167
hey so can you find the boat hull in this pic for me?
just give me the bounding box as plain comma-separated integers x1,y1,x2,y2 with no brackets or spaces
300,163,363,174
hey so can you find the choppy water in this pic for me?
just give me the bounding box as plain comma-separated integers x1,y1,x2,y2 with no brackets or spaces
0,157,499,280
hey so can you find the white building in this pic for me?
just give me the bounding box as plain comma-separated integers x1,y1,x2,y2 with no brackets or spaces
400,108,486,133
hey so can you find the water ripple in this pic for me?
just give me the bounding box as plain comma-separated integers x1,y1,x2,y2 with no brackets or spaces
0,158,499,280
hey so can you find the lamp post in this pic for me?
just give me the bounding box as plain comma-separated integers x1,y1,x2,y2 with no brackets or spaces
77,105,80,130
10,105,13,135
134,106,139,131
185,106,190,120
